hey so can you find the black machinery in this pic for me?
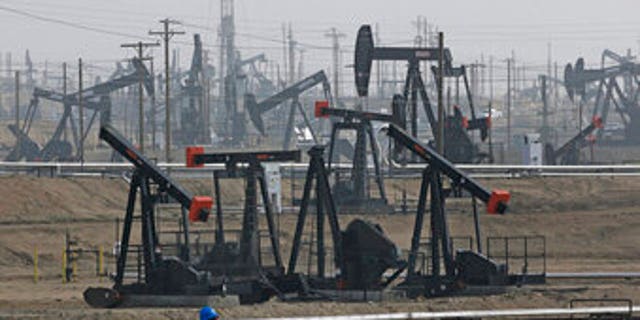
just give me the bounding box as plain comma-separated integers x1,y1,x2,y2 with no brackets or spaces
186,147,304,303
354,25,488,163
176,34,211,146
564,49,640,144
432,65,492,163
287,145,406,297
221,52,277,147
544,116,603,165
385,124,517,297
315,101,404,212
246,70,332,149
84,125,212,308
6,58,153,161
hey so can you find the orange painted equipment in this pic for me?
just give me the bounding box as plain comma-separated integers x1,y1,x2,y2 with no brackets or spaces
189,196,213,222
487,189,510,214
592,116,603,129
186,146,205,168
314,100,330,118
462,116,469,129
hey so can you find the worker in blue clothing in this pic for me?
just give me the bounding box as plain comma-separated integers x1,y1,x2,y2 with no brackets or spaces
199,306,220,320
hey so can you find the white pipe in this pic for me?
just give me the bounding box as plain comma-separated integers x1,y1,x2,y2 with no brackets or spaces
246,306,638,320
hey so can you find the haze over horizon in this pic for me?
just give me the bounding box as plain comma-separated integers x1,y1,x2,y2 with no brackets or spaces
1,0,639,94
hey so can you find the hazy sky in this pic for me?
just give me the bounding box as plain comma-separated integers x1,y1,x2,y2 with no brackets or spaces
1,0,640,91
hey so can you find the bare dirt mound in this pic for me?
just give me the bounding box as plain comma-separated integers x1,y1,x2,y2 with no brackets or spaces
0,176,128,223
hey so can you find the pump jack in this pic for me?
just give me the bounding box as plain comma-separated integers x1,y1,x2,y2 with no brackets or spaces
354,25,486,163
385,124,515,297
315,101,404,211
544,116,603,165
84,125,212,308
176,34,210,146
186,148,303,303
5,58,153,161
355,25,451,140
432,65,492,163
288,145,405,297
246,70,332,149
564,49,640,144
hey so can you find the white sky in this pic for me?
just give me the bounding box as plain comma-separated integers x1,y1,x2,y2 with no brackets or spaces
1,0,639,94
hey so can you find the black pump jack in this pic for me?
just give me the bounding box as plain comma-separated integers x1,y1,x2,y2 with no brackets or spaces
186,147,302,303
544,116,603,165
246,70,332,149
564,49,640,143
385,124,510,297
315,101,404,210
288,145,405,292
84,125,211,308
354,25,451,141
6,58,154,161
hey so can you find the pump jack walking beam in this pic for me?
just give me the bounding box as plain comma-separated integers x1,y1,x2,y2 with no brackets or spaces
102,124,211,222
386,124,509,213
246,70,332,149
545,116,603,165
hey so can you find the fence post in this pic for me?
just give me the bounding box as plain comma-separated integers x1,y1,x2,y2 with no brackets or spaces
62,250,67,283
72,253,77,281
99,246,104,279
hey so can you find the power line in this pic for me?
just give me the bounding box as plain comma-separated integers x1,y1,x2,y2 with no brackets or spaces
0,3,148,40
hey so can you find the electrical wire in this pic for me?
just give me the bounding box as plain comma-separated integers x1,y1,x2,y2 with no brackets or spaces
0,3,149,40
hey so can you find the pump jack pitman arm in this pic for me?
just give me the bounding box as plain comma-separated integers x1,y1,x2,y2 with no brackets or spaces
99,125,212,222
385,124,510,214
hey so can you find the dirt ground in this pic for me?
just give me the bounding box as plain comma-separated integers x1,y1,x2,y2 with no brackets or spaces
1,175,640,319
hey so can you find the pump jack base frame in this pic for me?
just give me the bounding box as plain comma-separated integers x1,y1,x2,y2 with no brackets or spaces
84,287,240,308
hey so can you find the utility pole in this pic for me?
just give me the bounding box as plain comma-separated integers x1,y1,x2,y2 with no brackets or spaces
554,61,559,145
5,52,11,78
506,57,513,150
288,24,296,84
488,55,494,163
540,75,549,144
297,48,305,80
281,23,287,87
63,63,67,141
150,59,157,151
14,71,19,128
480,54,486,98
325,27,345,106
150,19,184,162
78,58,84,164
437,32,445,155
120,41,160,154
423,17,429,83
489,56,494,102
